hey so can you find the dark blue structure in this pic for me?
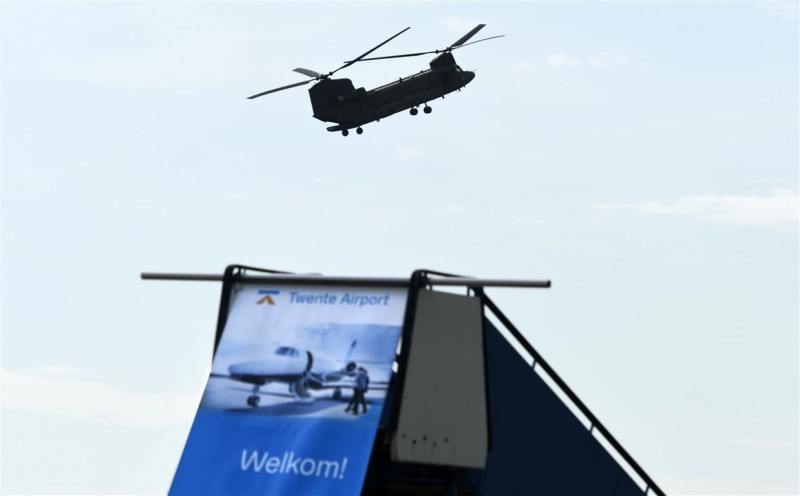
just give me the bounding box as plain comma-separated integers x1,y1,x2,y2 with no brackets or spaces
363,271,662,496
363,317,651,495
464,319,644,495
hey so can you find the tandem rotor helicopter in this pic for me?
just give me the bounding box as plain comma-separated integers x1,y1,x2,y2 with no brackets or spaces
247,24,503,136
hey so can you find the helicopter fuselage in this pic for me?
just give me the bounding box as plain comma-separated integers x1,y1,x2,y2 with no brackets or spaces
309,53,475,133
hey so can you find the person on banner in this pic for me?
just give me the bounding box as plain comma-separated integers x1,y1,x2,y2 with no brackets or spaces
345,385,358,414
344,373,360,414
345,367,370,415
355,367,370,415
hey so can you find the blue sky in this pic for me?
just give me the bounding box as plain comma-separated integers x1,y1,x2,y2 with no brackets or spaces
2,1,798,494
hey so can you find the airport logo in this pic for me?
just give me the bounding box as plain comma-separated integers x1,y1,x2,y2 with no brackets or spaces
257,289,280,305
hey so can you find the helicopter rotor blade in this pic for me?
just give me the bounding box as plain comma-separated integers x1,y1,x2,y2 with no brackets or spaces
344,25,503,64
449,24,486,48
293,67,322,78
344,50,440,63
450,34,506,50
247,79,313,99
328,26,410,76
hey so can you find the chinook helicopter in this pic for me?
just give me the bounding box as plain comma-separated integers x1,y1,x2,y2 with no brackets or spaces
247,24,503,136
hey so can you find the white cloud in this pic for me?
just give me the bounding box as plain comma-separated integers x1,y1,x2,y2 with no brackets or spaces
586,52,628,68
395,145,422,160
596,189,799,231
517,52,627,71
313,176,377,196
547,53,583,68
439,204,468,214
1,368,198,428
510,216,549,228
757,1,799,20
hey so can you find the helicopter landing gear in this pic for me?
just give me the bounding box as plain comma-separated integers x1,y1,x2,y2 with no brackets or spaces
342,129,349,137
423,105,432,114
356,127,363,135
410,107,419,116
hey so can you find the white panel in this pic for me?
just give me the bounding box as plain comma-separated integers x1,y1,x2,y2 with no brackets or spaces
392,290,488,468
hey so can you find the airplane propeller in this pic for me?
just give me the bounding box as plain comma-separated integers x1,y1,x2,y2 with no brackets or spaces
247,27,411,100
342,24,505,63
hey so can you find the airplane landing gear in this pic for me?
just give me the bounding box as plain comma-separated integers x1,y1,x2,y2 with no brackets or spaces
423,105,432,114
410,107,419,116
290,377,313,403
342,129,349,137
247,384,261,407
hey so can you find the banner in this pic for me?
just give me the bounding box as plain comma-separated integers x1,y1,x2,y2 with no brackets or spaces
171,284,408,495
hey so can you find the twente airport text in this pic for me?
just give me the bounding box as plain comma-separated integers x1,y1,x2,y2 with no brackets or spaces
286,291,391,308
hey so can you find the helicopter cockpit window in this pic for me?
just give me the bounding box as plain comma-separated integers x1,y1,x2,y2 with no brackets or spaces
455,65,462,71
275,346,300,358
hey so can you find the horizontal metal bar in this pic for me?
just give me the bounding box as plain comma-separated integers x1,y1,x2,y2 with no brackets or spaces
427,277,550,288
141,273,223,282
140,272,551,289
141,273,409,286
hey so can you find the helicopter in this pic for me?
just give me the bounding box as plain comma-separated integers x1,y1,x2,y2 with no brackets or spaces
247,24,503,136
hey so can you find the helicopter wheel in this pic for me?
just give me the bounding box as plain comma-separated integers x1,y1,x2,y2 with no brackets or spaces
356,127,363,135
423,105,432,114
410,107,418,116
342,129,349,137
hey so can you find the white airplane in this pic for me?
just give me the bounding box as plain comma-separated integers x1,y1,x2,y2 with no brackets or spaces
212,340,386,406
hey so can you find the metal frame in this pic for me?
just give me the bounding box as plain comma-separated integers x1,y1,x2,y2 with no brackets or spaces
141,271,551,289
143,266,551,357
142,265,664,495
392,270,497,460
212,265,293,354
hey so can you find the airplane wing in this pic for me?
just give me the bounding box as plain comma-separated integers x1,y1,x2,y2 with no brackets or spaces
312,380,391,391
227,385,296,399
212,368,303,385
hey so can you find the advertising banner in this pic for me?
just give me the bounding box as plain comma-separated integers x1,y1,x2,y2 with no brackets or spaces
170,284,408,495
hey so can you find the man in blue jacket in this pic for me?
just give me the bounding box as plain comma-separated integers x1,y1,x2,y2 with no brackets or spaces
345,367,370,415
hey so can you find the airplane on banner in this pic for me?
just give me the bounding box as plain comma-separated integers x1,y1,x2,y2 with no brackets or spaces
212,341,386,406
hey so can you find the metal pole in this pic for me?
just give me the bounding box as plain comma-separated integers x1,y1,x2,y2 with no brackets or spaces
140,272,551,289
141,273,223,282
426,277,551,288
